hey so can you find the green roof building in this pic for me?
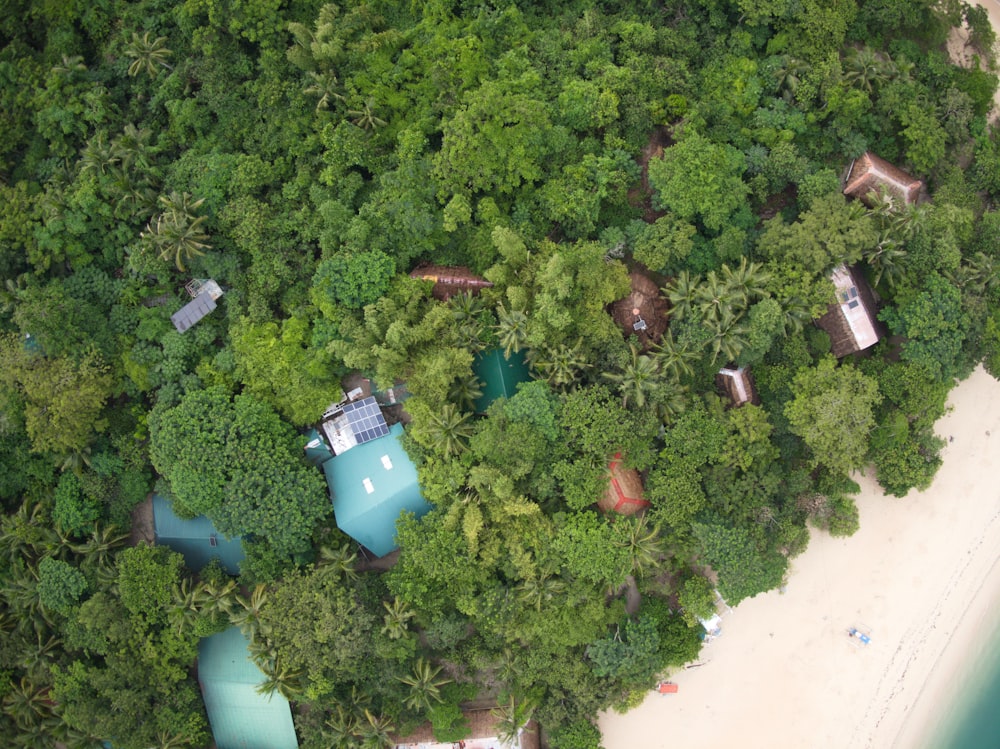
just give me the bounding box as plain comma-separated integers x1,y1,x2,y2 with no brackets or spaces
473,348,530,413
323,423,429,557
198,627,298,749
152,495,244,575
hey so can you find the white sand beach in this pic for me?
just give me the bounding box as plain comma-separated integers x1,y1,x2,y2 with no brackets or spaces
599,366,1000,749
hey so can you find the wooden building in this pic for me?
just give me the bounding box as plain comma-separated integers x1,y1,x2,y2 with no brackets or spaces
409,265,493,301
816,265,881,358
843,152,923,207
597,452,650,516
715,365,758,407
607,271,670,350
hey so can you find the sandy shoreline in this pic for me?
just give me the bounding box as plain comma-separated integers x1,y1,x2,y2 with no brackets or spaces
599,366,1000,749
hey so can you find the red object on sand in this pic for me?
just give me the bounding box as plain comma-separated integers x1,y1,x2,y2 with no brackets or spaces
657,682,678,694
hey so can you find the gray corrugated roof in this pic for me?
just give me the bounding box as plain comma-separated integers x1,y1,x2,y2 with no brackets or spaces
171,294,218,333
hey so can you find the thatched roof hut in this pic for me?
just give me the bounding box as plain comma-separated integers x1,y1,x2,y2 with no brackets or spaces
815,265,881,358
843,152,923,207
608,271,670,350
715,365,758,407
410,264,493,301
597,452,649,516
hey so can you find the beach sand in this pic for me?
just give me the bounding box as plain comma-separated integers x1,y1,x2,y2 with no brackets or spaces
599,366,1000,749
948,1,1000,122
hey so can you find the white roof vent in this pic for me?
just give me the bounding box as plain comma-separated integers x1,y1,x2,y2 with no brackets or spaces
362,478,375,494
381,455,393,470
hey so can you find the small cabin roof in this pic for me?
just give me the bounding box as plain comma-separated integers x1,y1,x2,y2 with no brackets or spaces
597,452,649,515
197,628,298,749
152,495,244,575
324,423,429,557
410,265,494,301
815,265,881,358
608,271,670,350
473,348,531,413
843,152,922,207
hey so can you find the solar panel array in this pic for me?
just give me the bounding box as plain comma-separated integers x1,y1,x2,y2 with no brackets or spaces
341,397,389,444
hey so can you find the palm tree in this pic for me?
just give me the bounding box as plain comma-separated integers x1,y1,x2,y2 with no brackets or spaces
111,123,154,171
158,191,204,222
694,270,737,325
146,730,194,749
256,658,303,700
305,70,345,111
719,257,771,304
0,274,29,317
491,695,538,746
603,343,661,409
18,633,62,681
395,658,452,712
650,381,689,425
651,330,697,382
708,309,749,364
495,303,529,357
843,46,888,94
167,578,202,634
79,134,120,177
381,597,415,640
143,195,211,272
125,32,174,77
315,542,359,581
196,578,238,618
773,55,809,102
889,202,928,240
348,98,387,130
0,503,49,567
111,172,158,220
3,677,54,730
72,524,127,576
423,403,474,457
323,704,360,749
450,292,488,351
57,445,93,476
358,710,395,749
779,295,813,335
529,339,592,390
515,573,566,611
616,516,665,577
946,252,1000,296
449,373,484,412
51,55,86,76
864,231,907,290
884,52,915,85
664,270,700,321
232,584,269,640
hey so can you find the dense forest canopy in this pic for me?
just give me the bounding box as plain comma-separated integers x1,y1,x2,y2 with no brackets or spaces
1,0,999,746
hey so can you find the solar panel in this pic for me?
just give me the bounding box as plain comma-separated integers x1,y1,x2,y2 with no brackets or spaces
340,397,389,444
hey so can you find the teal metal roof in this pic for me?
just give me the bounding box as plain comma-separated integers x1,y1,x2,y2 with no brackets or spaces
302,428,334,468
152,495,245,575
323,423,429,557
473,348,531,413
198,628,298,749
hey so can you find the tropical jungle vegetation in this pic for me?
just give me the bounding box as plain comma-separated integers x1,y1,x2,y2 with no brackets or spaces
1,0,1000,747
